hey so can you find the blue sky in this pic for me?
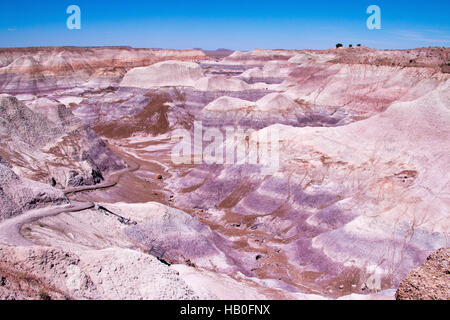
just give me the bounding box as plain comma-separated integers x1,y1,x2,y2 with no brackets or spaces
1,0,449,50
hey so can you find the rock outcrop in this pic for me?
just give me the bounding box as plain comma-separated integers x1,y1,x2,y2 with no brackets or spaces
0,159,67,221
120,60,205,88
0,94,124,188
396,248,449,300
122,202,234,272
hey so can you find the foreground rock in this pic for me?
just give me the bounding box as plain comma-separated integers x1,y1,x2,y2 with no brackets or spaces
396,248,449,300
5,202,323,300
0,245,197,300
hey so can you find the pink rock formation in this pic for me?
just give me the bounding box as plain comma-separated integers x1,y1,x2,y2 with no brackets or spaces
0,47,206,94
0,46,448,300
